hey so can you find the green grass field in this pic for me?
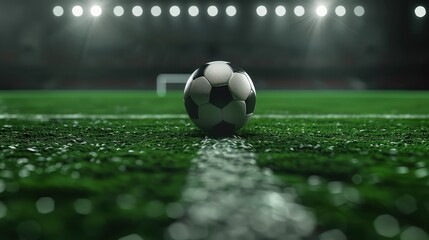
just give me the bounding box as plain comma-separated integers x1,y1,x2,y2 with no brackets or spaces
0,91,428,240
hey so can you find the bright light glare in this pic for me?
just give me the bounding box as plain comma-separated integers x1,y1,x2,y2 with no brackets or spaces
415,6,426,18
316,6,328,17
256,6,267,17
90,5,102,17
294,6,305,17
226,5,237,17
188,6,199,17
53,6,64,17
316,6,327,17
335,6,346,17
113,6,124,17
354,6,365,17
207,6,218,17
151,6,162,17
170,6,180,17
275,6,286,17
132,6,143,17
72,6,83,17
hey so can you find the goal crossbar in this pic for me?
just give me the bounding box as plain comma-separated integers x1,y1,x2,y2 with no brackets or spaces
156,74,190,97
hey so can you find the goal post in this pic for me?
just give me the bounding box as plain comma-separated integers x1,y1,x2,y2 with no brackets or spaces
156,74,190,97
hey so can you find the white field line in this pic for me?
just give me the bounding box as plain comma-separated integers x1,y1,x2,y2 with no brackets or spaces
166,138,315,240
0,113,429,120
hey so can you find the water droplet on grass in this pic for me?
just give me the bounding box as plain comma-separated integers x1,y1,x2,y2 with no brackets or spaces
26,148,38,153
374,214,400,237
344,187,361,203
352,174,363,184
166,203,184,219
400,226,429,240
36,197,55,214
17,158,29,165
71,171,80,179
145,201,165,218
168,223,189,240
397,166,409,174
308,175,322,186
328,181,343,194
0,170,13,178
319,229,347,240
74,199,92,215
415,168,428,178
117,194,136,210
389,148,398,155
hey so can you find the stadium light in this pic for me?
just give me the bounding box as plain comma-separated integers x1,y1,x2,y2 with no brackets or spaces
294,6,305,17
354,6,365,17
90,5,102,17
415,6,426,18
72,6,83,17
53,6,64,17
170,6,180,17
113,6,124,17
335,6,346,17
226,5,237,17
132,6,143,17
256,6,267,17
188,6,199,17
275,6,286,17
316,5,328,17
207,5,218,17
151,6,162,17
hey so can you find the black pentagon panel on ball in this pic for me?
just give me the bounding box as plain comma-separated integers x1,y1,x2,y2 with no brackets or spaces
184,96,199,119
227,62,245,73
192,63,209,80
209,85,233,108
209,121,236,136
245,90,256,114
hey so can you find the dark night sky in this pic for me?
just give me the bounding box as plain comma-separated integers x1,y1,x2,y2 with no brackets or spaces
0,0,428,90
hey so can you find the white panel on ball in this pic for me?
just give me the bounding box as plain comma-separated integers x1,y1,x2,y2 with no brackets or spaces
223,101,247,127
197,103,222,129
244,72,256,94
229,73,251,100
189,77,212,105
204,62,233,86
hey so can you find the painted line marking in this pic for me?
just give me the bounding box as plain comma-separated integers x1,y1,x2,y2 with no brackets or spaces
166,138,315,240
0,113,429,120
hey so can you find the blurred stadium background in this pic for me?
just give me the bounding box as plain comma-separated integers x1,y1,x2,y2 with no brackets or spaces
0,0,428,90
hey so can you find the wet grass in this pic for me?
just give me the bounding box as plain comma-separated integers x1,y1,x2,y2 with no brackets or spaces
0,91,428,240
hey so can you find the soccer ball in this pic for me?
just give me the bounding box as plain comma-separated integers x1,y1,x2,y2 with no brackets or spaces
184,61,256,135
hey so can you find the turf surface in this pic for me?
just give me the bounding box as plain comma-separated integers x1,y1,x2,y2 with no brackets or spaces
0,91,428,240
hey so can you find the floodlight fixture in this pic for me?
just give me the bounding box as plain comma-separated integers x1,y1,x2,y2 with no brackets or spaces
132,6,143,17
151,6,162,17
316,5,328,17
294,5,305,17
335,6,346,17
275,6,286,17
415,6,426,18
113,6,124,17
53,6,64,17
170,6,180,17
72,6,83,17
256,5,267,17
208,5,219,17
226,5,237,17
